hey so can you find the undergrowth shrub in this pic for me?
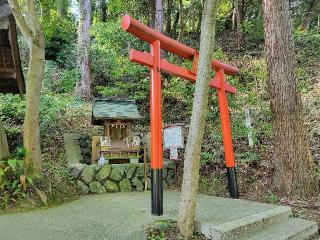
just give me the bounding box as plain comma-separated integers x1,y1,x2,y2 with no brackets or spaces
43,61,79,94
0,159,33,209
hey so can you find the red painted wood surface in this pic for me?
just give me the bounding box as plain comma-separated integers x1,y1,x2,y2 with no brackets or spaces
129,49,237,93
122,14,239,76
150,40,163,169
216,69,236,167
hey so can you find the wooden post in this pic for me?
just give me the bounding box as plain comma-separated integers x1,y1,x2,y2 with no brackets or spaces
0,119,9,160
91,136,100,163
144,143,147,191
216,69,239,198
150,39,163,216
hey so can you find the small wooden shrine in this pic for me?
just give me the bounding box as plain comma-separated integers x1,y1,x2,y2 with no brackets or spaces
0,0,25,95
91,99,142,164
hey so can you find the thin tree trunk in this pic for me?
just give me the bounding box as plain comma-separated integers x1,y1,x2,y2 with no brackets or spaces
234,0,242,49
24,38,45,175
196,1,203,32
149,0,156,28
178,0,184,40
241,0,245,22
165,0,172,34
155,0,163,32
177,0,220,238
0,119,10,159
191,0,195,31
172,9,180,38
232,1,236,30
57,0,68,18
302,0,320,30
263,0,318,197
76,0,92,99
100,0,107,22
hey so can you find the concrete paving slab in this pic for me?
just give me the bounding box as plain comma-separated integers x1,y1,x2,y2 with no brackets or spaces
196,205,292,240
0,191,310,240
239,218,318,240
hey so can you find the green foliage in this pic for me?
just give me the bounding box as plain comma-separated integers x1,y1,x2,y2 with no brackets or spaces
0,94,25,151
294,32,320,92
0,94,25,123
90,20,148,84
147,232,165,240
147,220,181,240
263,194,279,204
43,61,79,94
106,0,149,22
90,20,153,108
236,151,258,164
200,152,215,166
295,32,320,63
0,159,32,209
39,94,83,137
41,9,77,65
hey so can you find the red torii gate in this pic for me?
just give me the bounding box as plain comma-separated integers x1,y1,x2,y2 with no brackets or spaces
121,15,239,216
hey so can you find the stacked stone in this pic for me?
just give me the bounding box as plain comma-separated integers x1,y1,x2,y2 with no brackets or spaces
68,162,176,195
74,133,92,164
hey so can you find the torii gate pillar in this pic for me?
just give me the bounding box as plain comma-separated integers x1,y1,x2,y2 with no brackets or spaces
149,40,163,215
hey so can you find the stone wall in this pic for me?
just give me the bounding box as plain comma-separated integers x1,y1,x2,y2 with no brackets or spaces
68,161,175,194
73,133,92,164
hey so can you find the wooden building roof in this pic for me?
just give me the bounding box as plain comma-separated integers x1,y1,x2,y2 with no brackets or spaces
0,0,25,95
92,99,141,125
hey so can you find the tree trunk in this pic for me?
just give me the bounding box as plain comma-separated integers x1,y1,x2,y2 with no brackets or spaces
149,0,156,28
100,0,107,22
302,0,320,30
234,0,242,49
24,37,45,175
191,0,195,31
155,0,163,32
76,0,92,99
241,0,245,22
178,0,184,40
232,2,236,30
57,0,68,18
172,9,180,38
196,1,203,32
165,0,172,34
0,119,10,160
263,0,318,198
177,0,220,238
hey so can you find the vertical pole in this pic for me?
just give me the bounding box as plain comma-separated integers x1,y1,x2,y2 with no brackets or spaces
216,69,239,198
150,40,163,215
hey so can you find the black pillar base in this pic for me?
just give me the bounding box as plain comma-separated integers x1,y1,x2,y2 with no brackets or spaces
151,169,163,216
227,167,239,199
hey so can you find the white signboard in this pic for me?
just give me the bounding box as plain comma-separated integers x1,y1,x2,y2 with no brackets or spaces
170,146,179,160
163,125,184,149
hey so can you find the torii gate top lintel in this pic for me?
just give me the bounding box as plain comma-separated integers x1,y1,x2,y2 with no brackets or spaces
122,15,239,73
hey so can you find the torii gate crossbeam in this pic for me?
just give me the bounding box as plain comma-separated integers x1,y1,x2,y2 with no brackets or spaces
121,15,239,216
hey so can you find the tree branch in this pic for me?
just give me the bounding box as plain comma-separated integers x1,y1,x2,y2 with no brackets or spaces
25,0,42,34
8,0,32,42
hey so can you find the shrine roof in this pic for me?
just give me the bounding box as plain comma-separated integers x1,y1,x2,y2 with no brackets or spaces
0,0,11,21
92,99,141,124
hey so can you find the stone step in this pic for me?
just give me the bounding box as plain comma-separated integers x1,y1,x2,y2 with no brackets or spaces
195,205,292,240
239,218,318,240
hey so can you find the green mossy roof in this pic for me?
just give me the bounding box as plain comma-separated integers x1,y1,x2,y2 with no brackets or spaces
92,99,141,123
